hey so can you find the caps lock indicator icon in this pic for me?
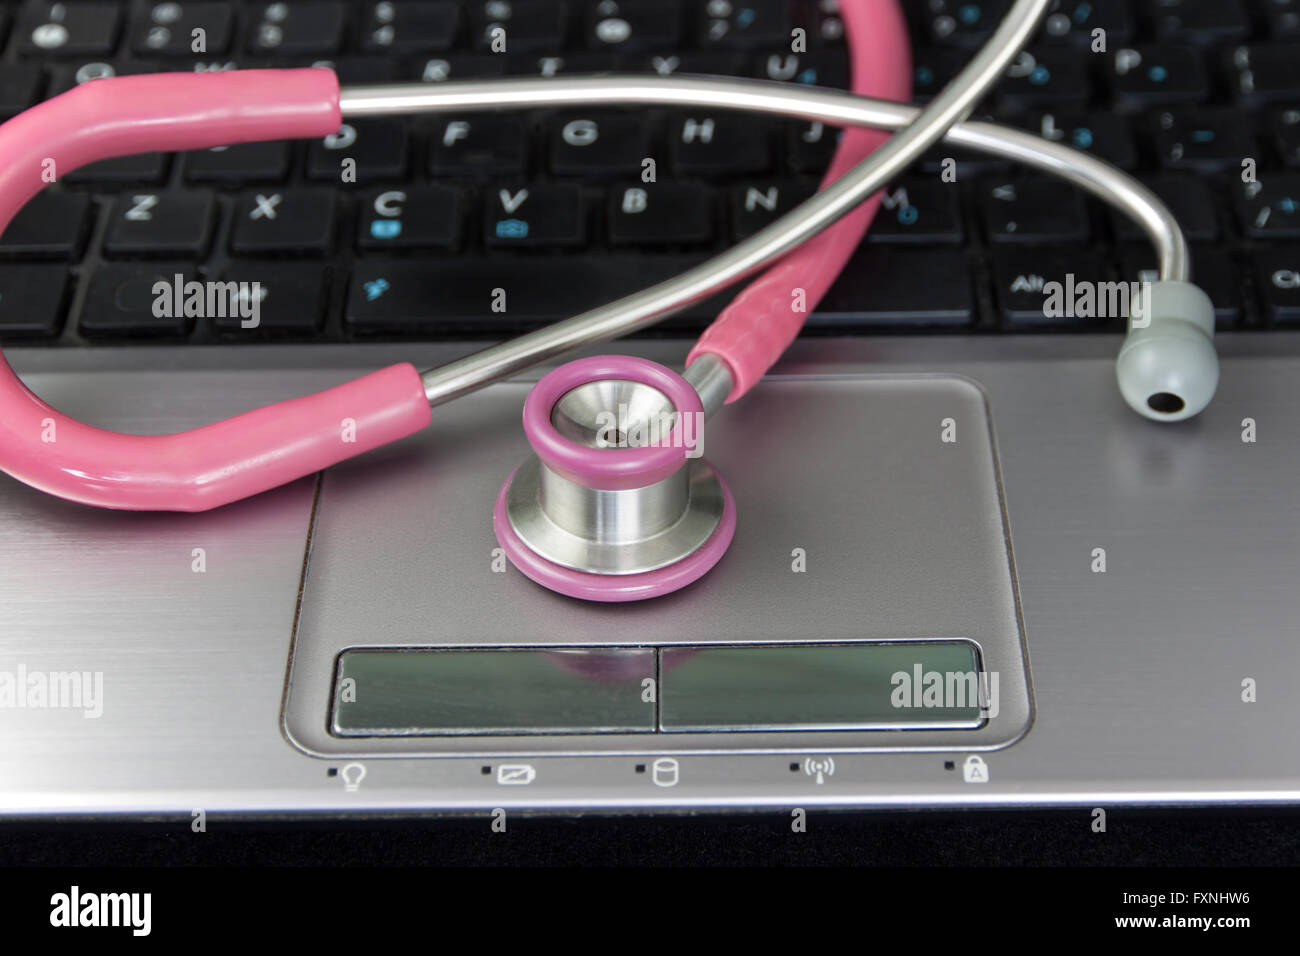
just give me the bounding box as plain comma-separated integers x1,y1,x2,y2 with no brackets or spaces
963,755,989,783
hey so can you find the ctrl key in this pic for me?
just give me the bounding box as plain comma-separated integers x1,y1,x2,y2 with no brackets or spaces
0,265,71,337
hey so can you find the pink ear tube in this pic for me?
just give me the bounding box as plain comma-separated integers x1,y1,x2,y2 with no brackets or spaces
687,0,913,401
0,2,912,513
0,69,434,511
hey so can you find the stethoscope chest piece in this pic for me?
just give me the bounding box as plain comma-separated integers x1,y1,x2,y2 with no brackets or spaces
493,356,736,602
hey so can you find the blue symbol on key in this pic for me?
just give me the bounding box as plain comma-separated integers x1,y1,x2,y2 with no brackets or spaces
1148,65,1168,83
958,4,981,26
1072,127,1094,149
363,278,390,302
495,218,529,238
1191,129,1215,143
915,66,935,87
796,68,817,84
1074,2,1093,24
737,8,756,28
1281,197,1298,214
898,205,919,226
1029,65,1051,86
369,219,402,239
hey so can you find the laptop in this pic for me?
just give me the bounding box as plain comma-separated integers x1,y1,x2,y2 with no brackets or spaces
1,0,1297,816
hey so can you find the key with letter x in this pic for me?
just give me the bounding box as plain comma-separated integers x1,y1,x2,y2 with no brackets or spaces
231,188,338,255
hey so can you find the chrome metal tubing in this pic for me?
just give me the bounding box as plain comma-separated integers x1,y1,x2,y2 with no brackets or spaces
333,0,1190,407
682,354,733,419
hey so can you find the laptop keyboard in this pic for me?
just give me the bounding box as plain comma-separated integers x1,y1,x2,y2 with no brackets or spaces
0,0,1297,346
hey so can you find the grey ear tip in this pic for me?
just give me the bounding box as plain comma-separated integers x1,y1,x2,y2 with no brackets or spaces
1116,282,1219,422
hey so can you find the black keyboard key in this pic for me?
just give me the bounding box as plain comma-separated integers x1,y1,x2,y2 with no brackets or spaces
1235,175,1300,238
1151,0,1250,45
1040,0,1134,46
345,255,716,332
588,0,681,52
921,0,1012,47
992,247,1113,327
0,63,43,117
729,180,816,240
919,145,1012,177
671,114,771,175
996,47,1090,111
231,188,338,255
0,193,90,258
1262,0,1300,39
131,2,233,57
356,186,461,250
1121,247,1240,327
507,53,617,76
313,56,399,84
979,177,1091,243
787,121,838,172
104,192,215,257
608,183,712,246
628,52,747,77
549,112,651,177
307,120,407,183
18,2,122,56
246,1,344,56
1253,248,1300,323
65,153,169,184
211,263,328,334
1111,174,1219,242
484,185,584,248
753,51,849,88
911,47,965,102
414,54,506,82
868,180,963,244
0,264,69,337
469,0,567,53
699,0,789,49
184,141,290,183
46,59,159,98
1026,111,1139,169
1152,109,1257,171
1271,107,1300,166
79,263,195,338
1229,44,1300,105
1107,46,1209,107
429,115,526,177
816,248,974,328
361,1,458,54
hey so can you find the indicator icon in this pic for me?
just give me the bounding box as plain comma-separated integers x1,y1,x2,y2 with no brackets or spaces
651,758,679,788
497,764,536,786
340,762,366,792
804,757,835,784
963,755,989,783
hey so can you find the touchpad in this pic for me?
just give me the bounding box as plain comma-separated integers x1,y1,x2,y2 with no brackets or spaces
285,374,1031,756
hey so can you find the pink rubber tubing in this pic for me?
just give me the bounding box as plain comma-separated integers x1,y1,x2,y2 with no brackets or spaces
0,70,432,511
687,0,913,401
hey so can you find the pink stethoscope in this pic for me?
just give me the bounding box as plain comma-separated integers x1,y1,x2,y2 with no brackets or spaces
0,0,1215,601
